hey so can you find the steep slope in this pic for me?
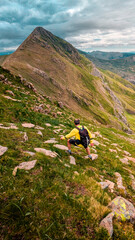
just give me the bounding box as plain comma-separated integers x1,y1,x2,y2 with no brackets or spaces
2,27,135,132
79,50,135,84
0,66,135,239
0,55,8,65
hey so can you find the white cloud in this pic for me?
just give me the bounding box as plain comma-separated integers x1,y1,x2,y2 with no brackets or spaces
0,0,135,52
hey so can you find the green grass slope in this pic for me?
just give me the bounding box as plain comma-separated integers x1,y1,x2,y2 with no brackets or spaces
0,67,135,239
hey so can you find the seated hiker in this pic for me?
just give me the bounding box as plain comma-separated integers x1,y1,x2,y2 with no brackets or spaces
60,119,94,160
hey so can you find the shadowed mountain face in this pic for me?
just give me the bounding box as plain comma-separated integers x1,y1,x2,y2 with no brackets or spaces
79,50,135,84
2,27,135,131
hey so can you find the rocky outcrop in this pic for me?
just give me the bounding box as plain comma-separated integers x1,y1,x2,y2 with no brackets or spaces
91,64,132,132
19,74,37,93
130,175,135,191
22,123,35,128
0,145,8,156
100,213,114,237
100,196,135,236
2,95,21,102
13,160,37,176
69,156,76,165
115,172,126,193
34,148,57,158
53,144,68,151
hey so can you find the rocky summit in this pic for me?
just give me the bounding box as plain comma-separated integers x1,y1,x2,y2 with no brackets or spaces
0,27,135,239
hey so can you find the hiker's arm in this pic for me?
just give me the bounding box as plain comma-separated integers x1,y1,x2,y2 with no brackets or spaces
61,129,77,140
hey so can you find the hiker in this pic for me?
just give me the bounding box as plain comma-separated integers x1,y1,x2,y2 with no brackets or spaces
60,119,94,160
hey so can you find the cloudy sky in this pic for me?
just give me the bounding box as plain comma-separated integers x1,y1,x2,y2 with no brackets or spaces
0,0,135,54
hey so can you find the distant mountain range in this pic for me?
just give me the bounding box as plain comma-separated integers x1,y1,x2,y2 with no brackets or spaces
79,50,135,84
87,51,135,60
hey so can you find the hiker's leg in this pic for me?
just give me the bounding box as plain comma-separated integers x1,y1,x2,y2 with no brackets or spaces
67,139,71,150
86,147,90,155
86,147,92,160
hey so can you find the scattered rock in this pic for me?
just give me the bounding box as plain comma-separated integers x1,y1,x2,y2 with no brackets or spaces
58,101,64,108
2,95,21,102
100,143,106,147
91,148,97,153
34,148,57,158
22,123,35,128
24,151,35,156
94,131,102,137
37,130,43,137
93,140,100,146
111,143,118,147
100,212,114,237
74,171,79,175
59,124,65,127
57,111,63,115
91,154,98,160
105,180,115,193
13,160,37,176
115,172,126,193
0,145,8,156
5,90,15,96
53,129,63,134
124,150,131,156
100,182,109,189
116,147,121,152
45,123,51,127
64,164,70,168
23,132,28,141
120,157,129,165
91,134,95,138
109,149,117,153
53,144,68,151
127,156,135,164
103,137,110,141
0,74,5,80
44,139,58,144
35,125,44,130
130,175,135,191
52,112,57,118
0,124,18,130
69,156,76,165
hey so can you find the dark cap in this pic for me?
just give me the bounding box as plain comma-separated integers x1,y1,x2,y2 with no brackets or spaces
74,119,80,125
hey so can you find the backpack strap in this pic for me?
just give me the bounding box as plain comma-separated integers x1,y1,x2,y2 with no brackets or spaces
76,125,84,131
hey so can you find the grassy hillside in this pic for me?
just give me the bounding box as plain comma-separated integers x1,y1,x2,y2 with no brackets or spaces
0,67,135,239
2,27,135,132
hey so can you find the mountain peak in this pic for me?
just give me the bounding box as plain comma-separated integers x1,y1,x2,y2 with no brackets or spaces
20,26,80,63
32,26,53,37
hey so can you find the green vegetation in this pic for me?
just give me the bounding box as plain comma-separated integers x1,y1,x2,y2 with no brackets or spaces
0,67,135,239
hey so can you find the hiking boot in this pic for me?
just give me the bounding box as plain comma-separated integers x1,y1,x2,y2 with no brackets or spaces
67,149,72,155
88,155,92,160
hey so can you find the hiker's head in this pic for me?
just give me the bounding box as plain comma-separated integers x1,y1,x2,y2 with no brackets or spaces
74,119,80,125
